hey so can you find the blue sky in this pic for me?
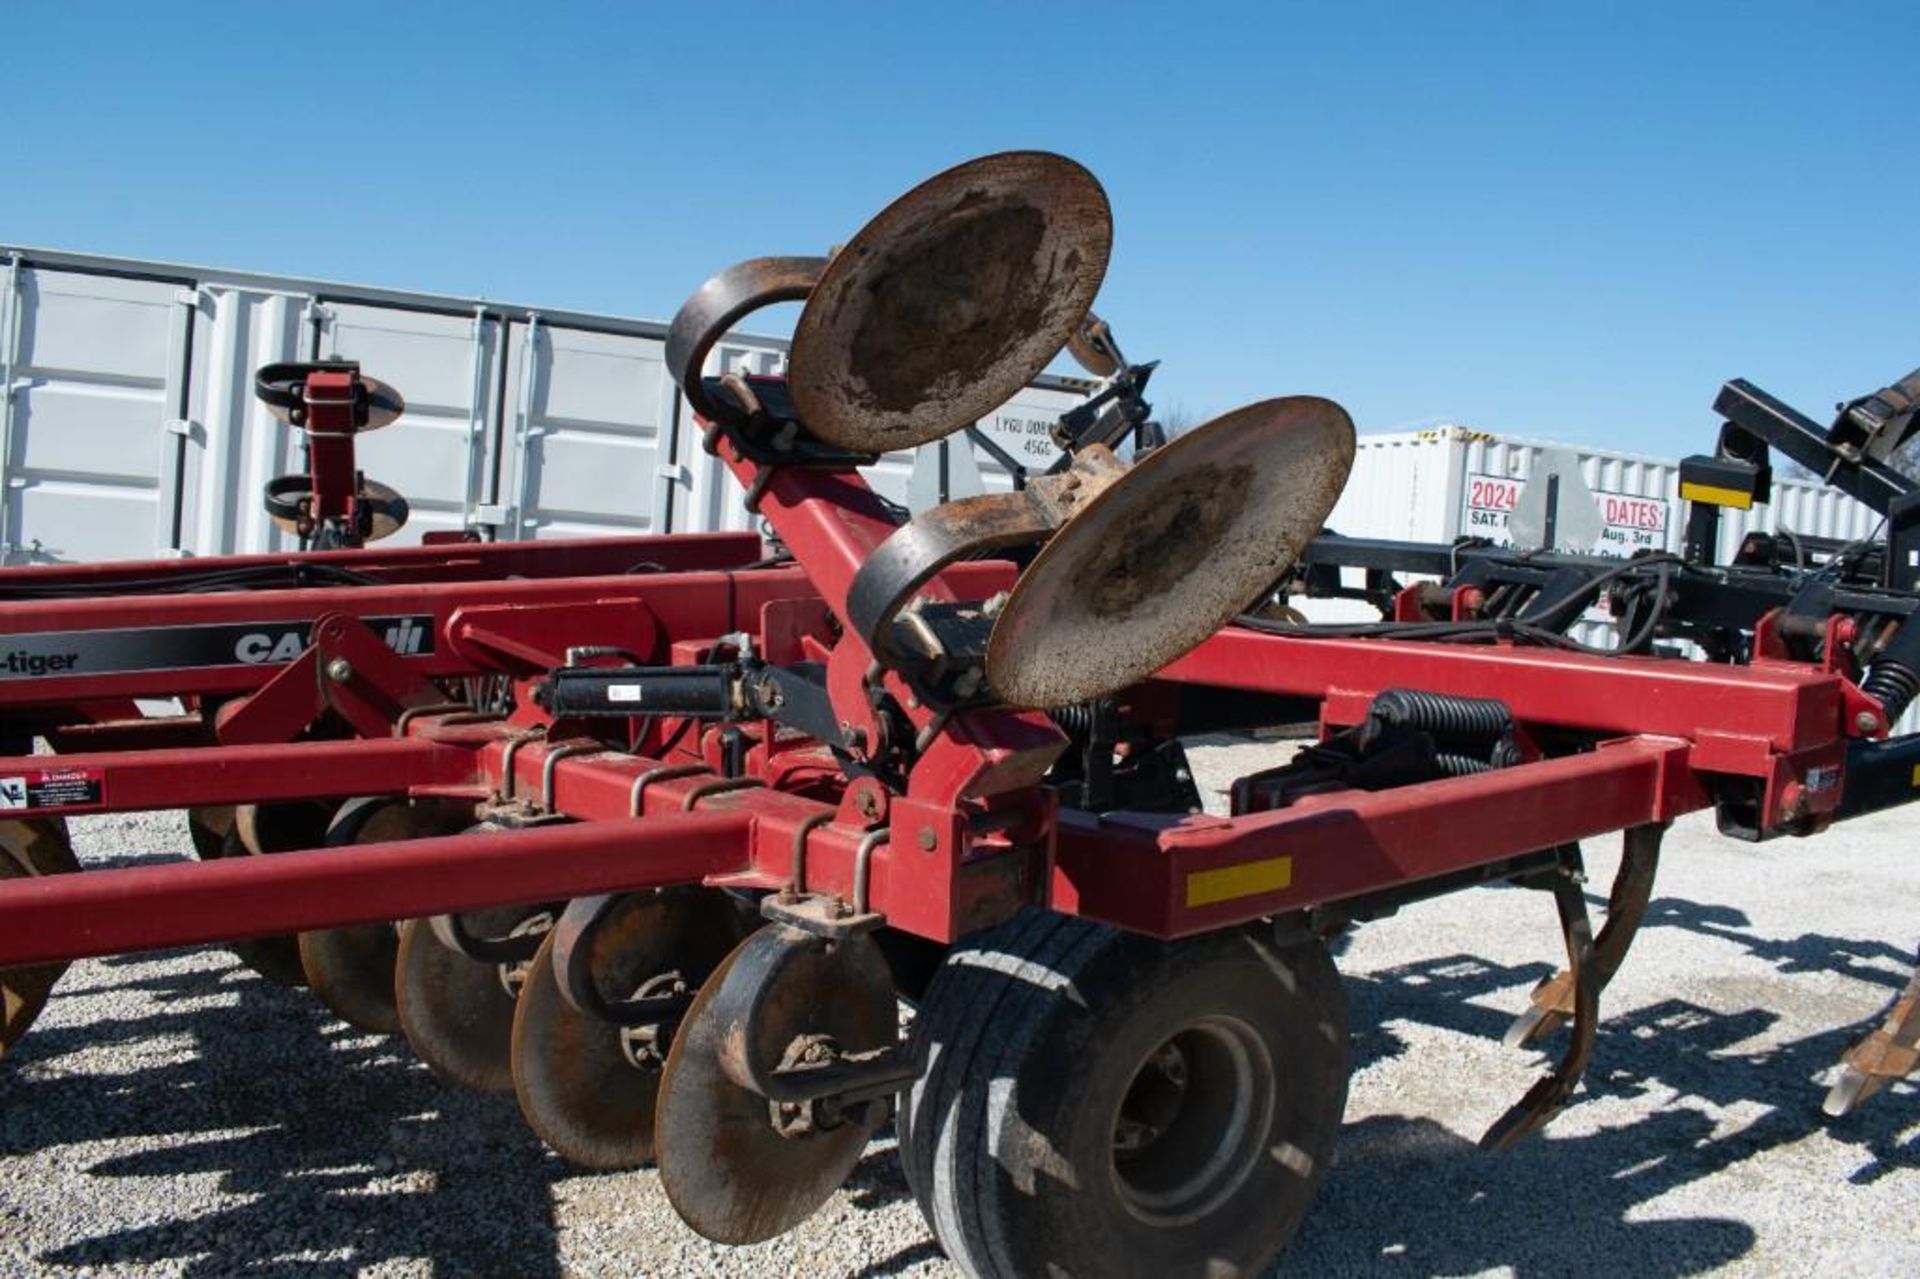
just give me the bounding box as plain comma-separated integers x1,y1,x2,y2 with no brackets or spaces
6,2,1913,455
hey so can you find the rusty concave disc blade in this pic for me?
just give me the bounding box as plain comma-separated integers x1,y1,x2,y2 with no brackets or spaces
0,820,77,1056
788,151,1112,453
395,901,550,1093
654,926,896,1245
985,396,1356,708
510,889,750,1170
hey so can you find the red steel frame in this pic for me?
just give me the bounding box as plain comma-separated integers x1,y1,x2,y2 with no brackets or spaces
0,425,1874,969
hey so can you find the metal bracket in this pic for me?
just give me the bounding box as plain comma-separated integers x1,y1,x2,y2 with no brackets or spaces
0,253,23,563
427,903,555,964
549,893,697,1028
460,305,493,534
759,828,890,939
844,446,1127,678
760,890,883,941
510,313,544,538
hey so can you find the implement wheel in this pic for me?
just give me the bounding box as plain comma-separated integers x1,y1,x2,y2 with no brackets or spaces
299,796,473,1034
0,818,78,1057
900,913,1349,1279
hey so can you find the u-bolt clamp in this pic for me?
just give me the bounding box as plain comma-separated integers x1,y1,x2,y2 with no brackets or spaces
540,741,603,812
627,762,713,817
497,728,549,802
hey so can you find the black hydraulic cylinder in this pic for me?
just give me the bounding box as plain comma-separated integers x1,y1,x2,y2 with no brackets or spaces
533,665,735,718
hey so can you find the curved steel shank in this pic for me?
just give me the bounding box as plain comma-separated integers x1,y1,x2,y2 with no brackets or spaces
664,256,826,424
844,447,1127,665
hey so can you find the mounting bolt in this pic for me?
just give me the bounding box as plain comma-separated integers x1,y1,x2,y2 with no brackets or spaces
856,789,881,819
325,658,353,682
917,826,937,852
1855,710,1881,734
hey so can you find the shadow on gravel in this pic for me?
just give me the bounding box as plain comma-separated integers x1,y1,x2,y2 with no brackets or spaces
845,1238,944,1278
0,957,564,1277
1640,894,1919,994
1278,894,1919,1277
842,1133,915,1215
5,895,1915,1278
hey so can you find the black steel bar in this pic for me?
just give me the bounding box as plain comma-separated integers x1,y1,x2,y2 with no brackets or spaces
1714,380,1914,515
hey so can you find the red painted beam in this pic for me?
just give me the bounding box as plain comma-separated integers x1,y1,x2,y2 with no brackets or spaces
0,737,476,815
1163,629,1843,754
0,532,763,591
487,736,1034,944
0,568,824,708
1054,736,1699,938
43,715,210,753
0,811,752,966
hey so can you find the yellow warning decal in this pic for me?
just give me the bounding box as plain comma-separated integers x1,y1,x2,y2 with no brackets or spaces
1679,481,1754,510
1185,856,1294,908
1909,762,1920,788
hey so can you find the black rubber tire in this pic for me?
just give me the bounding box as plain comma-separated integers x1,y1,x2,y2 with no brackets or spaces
901,913,1349,1279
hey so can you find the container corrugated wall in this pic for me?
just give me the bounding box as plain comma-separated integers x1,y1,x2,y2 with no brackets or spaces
0,247,1092,562
0,264,194,563
1324,430,1457,542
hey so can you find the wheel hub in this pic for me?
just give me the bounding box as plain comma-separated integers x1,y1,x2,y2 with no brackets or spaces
1110,1015,1276,1228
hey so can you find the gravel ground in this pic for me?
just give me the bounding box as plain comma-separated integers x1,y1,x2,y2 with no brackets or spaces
1,738,1916,1277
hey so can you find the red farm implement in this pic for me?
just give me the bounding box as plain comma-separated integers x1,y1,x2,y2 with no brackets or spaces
0,152,1914,1276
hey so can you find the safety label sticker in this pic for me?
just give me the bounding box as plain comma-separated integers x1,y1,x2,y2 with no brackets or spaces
0,766,106,813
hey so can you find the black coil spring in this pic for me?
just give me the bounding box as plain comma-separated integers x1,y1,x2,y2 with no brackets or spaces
1862,659,1920,724
1048,703,1099,739
1434,752,1496,777
1369,688,1513,742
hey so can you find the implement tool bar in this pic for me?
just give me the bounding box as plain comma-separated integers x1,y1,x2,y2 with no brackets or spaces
0,811,752,966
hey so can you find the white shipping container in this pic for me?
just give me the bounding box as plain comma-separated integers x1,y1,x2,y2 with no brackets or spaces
1324,423,1881,564
1309,423,1887,648
0,246,1092,563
